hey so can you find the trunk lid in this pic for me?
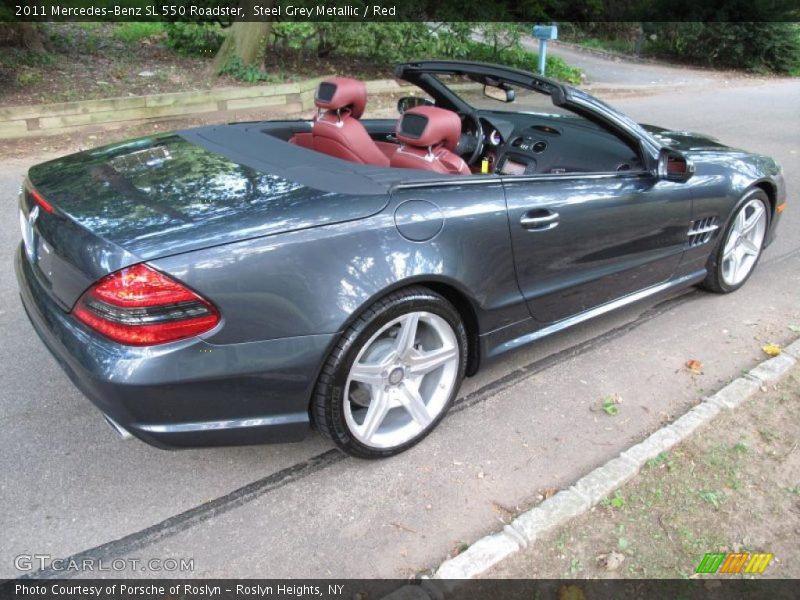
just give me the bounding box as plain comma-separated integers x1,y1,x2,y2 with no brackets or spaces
24,134,388,308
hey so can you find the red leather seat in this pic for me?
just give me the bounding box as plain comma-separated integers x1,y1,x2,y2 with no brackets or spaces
311,77,390,167
390,106,470,175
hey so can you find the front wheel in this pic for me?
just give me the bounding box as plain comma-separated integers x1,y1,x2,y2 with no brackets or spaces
312,287,467,459
701,190,770,294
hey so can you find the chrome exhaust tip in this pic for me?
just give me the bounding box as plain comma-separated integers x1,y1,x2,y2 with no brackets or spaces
103,414,133,440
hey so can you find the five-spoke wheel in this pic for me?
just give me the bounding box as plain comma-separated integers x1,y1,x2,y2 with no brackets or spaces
702,189,770,293
312,287,467,458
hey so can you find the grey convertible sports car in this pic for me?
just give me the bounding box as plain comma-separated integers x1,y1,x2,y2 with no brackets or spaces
16,60,786,458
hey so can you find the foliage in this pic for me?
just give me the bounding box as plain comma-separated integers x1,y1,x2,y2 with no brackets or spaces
0,46,55,70
16,69,44,86
563,21,800,74
217,56,280,83
646,23,800,74
269,22,582,83
460,40,582,83
164,22,224,56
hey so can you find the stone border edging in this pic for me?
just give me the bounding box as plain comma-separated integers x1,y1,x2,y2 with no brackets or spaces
382,337,800,598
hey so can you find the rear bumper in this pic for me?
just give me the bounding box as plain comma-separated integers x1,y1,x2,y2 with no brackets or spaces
15,245,334,448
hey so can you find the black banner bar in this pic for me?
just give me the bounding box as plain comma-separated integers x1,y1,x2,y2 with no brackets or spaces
1,579,799,600
2,0,800,23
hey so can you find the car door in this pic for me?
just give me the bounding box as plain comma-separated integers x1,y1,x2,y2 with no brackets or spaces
502,172,692,324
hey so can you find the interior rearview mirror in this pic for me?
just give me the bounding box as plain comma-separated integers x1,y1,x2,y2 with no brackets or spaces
657,149,694,182
483,84,515,103
397,96,434,114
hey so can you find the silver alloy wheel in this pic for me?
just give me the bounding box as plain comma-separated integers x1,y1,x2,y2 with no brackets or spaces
721,199,768,286
343,311,460,449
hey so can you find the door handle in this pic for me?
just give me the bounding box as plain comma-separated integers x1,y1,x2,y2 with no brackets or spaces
520,210,559,231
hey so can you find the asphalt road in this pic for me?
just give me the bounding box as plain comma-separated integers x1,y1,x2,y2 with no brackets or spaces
541,39,745,88
1,79,798,579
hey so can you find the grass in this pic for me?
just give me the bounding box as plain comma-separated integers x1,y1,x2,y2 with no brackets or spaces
16,69,44,86
112,22,164,45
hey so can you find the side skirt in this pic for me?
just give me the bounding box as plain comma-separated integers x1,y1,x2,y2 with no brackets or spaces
481,270,707,360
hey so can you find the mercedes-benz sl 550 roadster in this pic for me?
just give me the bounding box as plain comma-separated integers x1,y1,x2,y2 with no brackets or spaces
16,61,786,457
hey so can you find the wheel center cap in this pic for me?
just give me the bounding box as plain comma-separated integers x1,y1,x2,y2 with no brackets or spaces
388,367,405,385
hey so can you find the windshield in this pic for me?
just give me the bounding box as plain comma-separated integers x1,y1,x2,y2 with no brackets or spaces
433,74,574,118
567,87,654,141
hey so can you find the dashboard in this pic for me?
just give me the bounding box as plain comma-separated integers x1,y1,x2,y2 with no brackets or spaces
478,112,644,176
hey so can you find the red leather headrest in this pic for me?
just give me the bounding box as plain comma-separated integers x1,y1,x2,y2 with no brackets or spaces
396,106,462,152
314,77,367,120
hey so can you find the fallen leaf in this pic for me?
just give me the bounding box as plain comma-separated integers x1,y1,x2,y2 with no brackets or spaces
542,487,557,499
685,359,703,375
788,325,800,334
762,343,782,357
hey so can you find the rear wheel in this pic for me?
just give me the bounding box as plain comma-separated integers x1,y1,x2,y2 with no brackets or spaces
312,287,467,459
701,190,769,294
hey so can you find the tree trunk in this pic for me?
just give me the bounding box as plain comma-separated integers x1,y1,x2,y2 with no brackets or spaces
212,0,273,71
2,22,49,52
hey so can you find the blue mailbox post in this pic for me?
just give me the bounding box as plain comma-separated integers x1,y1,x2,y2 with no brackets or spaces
532,24,558,76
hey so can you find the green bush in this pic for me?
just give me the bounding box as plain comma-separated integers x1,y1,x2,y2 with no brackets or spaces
562,22,800,74
218,56,280,83
268,22,582,83
112,22,163,45
460,41,583,83
164,22,224,56
646,23,800,74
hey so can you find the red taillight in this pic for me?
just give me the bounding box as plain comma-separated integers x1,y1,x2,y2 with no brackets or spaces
73,264,220,346
29,187,55,214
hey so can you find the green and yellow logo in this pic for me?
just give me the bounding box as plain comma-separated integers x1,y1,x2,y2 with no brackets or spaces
696,552,773,574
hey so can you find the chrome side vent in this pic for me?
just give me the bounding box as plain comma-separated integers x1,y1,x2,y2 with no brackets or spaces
687,216,719,247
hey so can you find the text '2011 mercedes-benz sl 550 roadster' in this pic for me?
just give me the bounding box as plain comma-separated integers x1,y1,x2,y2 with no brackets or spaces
16,60,786,458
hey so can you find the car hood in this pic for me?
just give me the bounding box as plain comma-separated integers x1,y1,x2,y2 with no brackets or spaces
27,133,389,262
640,124,737,153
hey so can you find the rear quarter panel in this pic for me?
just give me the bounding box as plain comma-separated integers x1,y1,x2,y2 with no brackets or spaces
150,181,527,346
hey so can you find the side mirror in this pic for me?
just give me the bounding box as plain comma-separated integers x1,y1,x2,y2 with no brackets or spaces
657,149,694,182
483,84,515,103
397,96,434,114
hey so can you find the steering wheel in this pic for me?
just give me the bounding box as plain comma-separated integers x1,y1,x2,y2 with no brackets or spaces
456,112,484,166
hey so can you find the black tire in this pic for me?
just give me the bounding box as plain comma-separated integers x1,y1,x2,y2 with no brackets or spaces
312,286,468,459
700,189,770,294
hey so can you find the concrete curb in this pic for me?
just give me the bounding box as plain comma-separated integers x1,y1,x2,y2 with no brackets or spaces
384,339,798,596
